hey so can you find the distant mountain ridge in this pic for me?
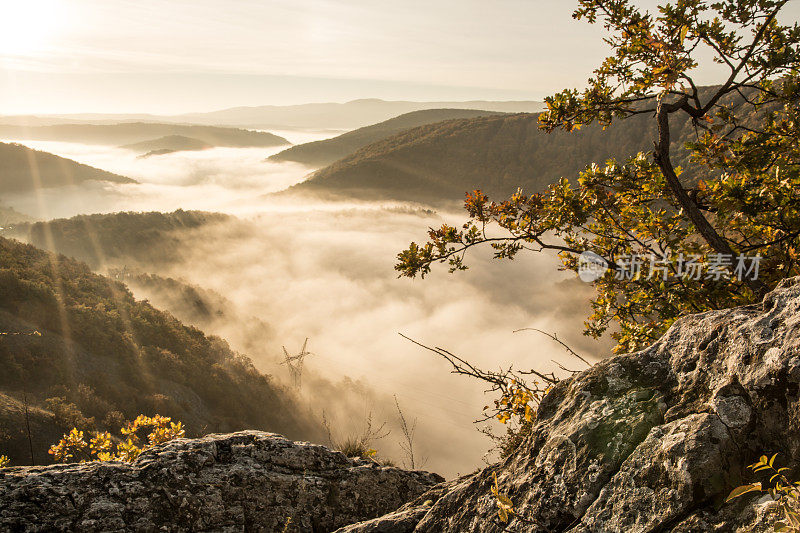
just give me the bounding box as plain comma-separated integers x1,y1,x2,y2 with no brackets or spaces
268,108,505,167
0,99,544,130
0,123,289,147
178,99,543,129
0,142,136,194
287,87,762,203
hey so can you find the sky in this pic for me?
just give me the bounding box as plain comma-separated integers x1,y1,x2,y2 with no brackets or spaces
1,0,799,114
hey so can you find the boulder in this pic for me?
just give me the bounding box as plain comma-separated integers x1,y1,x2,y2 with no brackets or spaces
339,278,800,532
0,431,442,532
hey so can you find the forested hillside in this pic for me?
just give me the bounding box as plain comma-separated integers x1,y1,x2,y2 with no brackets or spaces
0,237,323,465
0,206,34,226
0,142,136,194
12,210,232,269
121,135,213,155
288,113,687,202
289,88,762,202
111,270,278,358
268,109,504,167
7,211,276,359
0,123,289,147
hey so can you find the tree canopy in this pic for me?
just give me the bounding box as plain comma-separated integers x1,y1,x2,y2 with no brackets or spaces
397,0,800,353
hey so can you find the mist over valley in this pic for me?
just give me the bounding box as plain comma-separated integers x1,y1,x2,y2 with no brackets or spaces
0,114,606,477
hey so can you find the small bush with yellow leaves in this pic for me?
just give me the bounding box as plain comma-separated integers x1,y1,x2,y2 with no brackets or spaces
727,454,800,532
48,414,185,464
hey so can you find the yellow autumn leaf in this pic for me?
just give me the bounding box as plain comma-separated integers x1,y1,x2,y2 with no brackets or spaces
498,507,509,523
725,482,762,502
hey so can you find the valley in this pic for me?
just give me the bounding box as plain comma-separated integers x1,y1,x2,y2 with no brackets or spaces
0,87,768,477
0,109,607,476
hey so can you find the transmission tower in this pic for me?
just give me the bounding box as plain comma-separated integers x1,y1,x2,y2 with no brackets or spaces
281,338,312,389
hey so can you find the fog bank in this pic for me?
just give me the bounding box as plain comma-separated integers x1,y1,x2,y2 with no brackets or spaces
3,139,611,477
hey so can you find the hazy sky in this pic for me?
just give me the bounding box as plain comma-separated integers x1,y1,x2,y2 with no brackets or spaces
1,0,798,114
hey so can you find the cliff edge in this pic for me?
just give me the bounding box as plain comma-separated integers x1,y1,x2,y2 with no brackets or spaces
340,279,800,532
6,279,800,532
0,431,441,532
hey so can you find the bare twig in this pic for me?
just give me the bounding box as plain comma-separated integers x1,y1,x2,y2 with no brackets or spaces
394,396,424,470
512,328,592,368
22,387,34,465
398,333,559,423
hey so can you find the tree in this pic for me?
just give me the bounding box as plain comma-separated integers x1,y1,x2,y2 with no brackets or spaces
397,0,800,353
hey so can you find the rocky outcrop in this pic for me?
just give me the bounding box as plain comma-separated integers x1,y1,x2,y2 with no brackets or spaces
6,281,800,533
340,279,800,532
0,431,442,532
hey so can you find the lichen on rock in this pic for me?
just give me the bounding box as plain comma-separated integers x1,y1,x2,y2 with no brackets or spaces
340,278,800,532
0,431,442,532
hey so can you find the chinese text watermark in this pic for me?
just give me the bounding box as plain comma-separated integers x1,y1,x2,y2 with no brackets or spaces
577,251,761,283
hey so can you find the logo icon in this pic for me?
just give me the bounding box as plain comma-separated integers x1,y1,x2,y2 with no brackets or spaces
578,251,608,282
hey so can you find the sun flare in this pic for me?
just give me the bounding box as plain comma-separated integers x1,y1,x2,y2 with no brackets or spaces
0,0,64,56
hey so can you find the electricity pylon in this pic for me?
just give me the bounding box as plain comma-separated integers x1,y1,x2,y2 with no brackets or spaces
281,338,312,389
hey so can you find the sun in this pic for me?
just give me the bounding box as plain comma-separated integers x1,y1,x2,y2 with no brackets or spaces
0,0,65,56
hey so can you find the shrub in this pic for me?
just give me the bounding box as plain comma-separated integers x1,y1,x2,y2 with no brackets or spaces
48,414,184,463
727,454,800,532
322,411,388,461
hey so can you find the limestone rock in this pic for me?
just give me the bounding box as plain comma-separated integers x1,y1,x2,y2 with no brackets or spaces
340,279,800,532
0,431,442,532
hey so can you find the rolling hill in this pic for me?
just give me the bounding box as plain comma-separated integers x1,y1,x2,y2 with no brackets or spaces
286,87,764,203
285,113,666,202
10,210,232,269
0,123,289,148
121,135,214,155
0,236,324,465
284,86,771,203
0,142,136,194
268,108,505,167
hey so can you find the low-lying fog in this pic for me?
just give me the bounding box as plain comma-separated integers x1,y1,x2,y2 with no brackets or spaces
2,134,611,477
